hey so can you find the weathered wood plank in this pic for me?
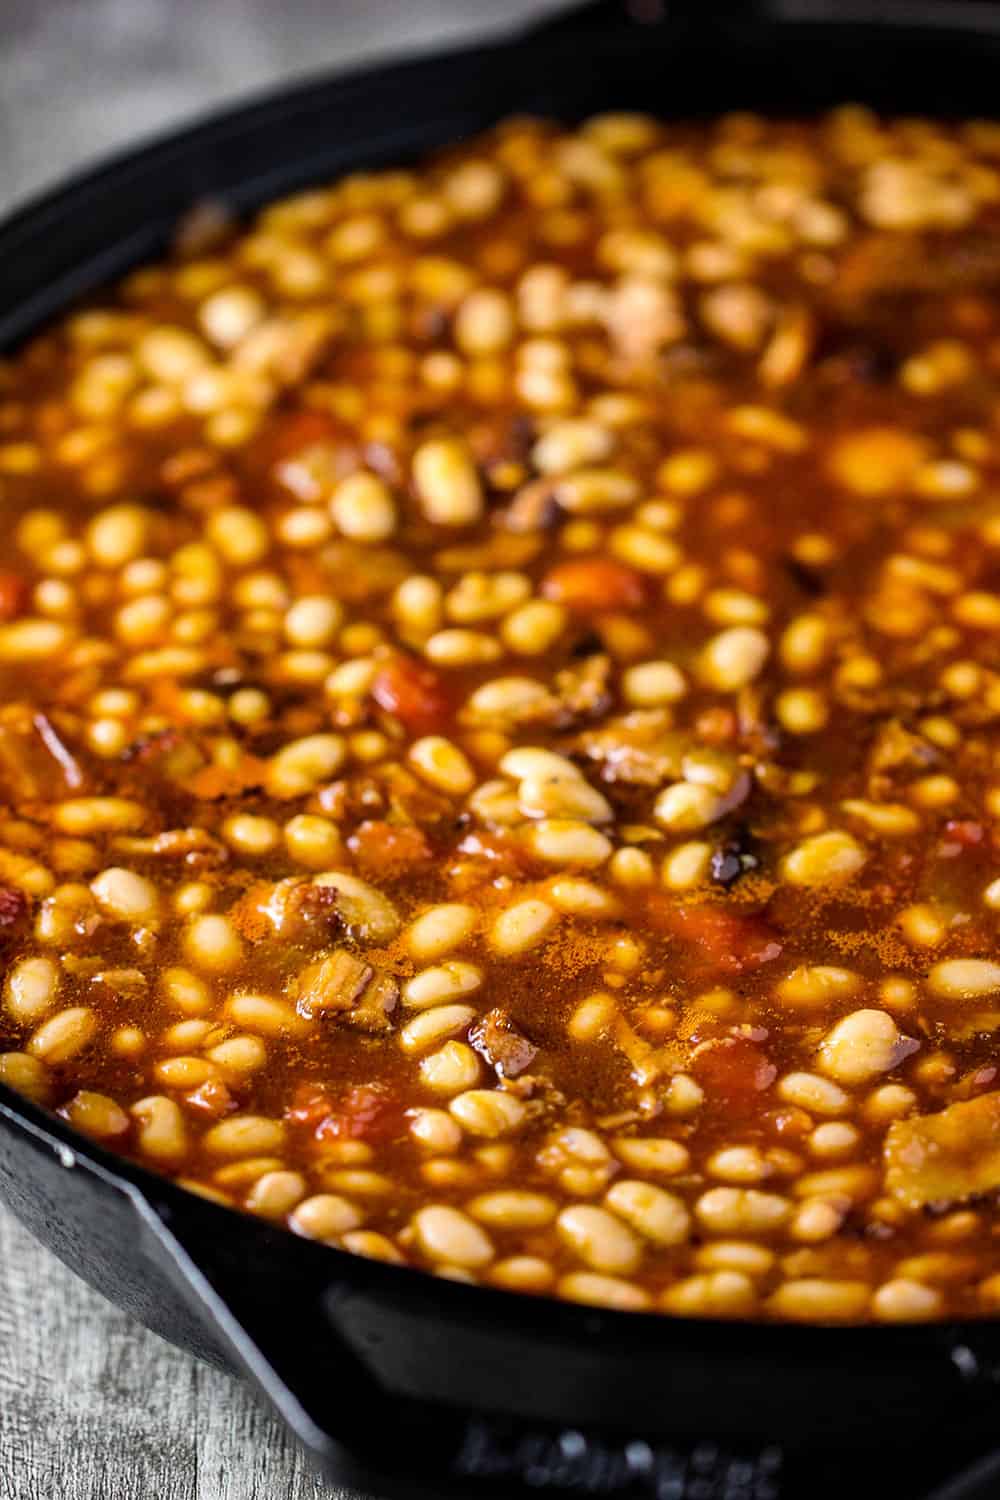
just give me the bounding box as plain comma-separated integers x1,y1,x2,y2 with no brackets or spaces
0,1205,198,1500
0,1205,354,1500
195,1361,338,1500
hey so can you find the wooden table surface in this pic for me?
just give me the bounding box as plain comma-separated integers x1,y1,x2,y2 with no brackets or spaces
0,4,551,1496
0,1208,337,1500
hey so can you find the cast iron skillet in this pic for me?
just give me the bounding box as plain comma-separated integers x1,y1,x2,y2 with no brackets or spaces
5,4,1000,1496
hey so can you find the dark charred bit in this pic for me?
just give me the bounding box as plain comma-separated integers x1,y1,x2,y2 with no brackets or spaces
711,828,761,889
783,557,827,597
813,320,899,384
570,631,604,660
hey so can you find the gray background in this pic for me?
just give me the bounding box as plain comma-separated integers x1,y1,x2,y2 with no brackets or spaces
0,4,557,1498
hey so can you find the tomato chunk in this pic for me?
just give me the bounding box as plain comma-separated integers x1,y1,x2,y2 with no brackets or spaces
541,558,646,613
448,830,532,892
316,1084,406,1145
0,572,28,623
184,1080,235,1118
372,656,452,735
942,820,984,848
265,409,341,462
285,1083,336,1129
644,896,784,975
691,1036,777,1102
0,886,28,931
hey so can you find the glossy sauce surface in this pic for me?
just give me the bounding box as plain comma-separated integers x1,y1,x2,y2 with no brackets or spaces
3,109,1000,1320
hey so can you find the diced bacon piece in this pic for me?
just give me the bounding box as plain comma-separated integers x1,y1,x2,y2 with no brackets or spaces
469,1008,538,1079
296,951,399,1033
885,1091,1000,1208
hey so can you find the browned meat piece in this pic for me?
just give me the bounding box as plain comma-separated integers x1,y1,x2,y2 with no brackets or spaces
551,654,614,726
461,656,614,734
867,718,937,778
469,1008,538,1079
317,776,387,822
296,950,399,1033
864,717,939,801
489,654,615,732
613,1013,666,1088
735,687,782,761
297,950,369,1012
575,710,687,786
230,876,339,943
379,764,457,827
885,1091,1000,1208
343,972,400,1033
88,968,149,1004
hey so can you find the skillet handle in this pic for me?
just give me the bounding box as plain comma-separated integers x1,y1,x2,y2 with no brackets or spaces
138,1195,787,1499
